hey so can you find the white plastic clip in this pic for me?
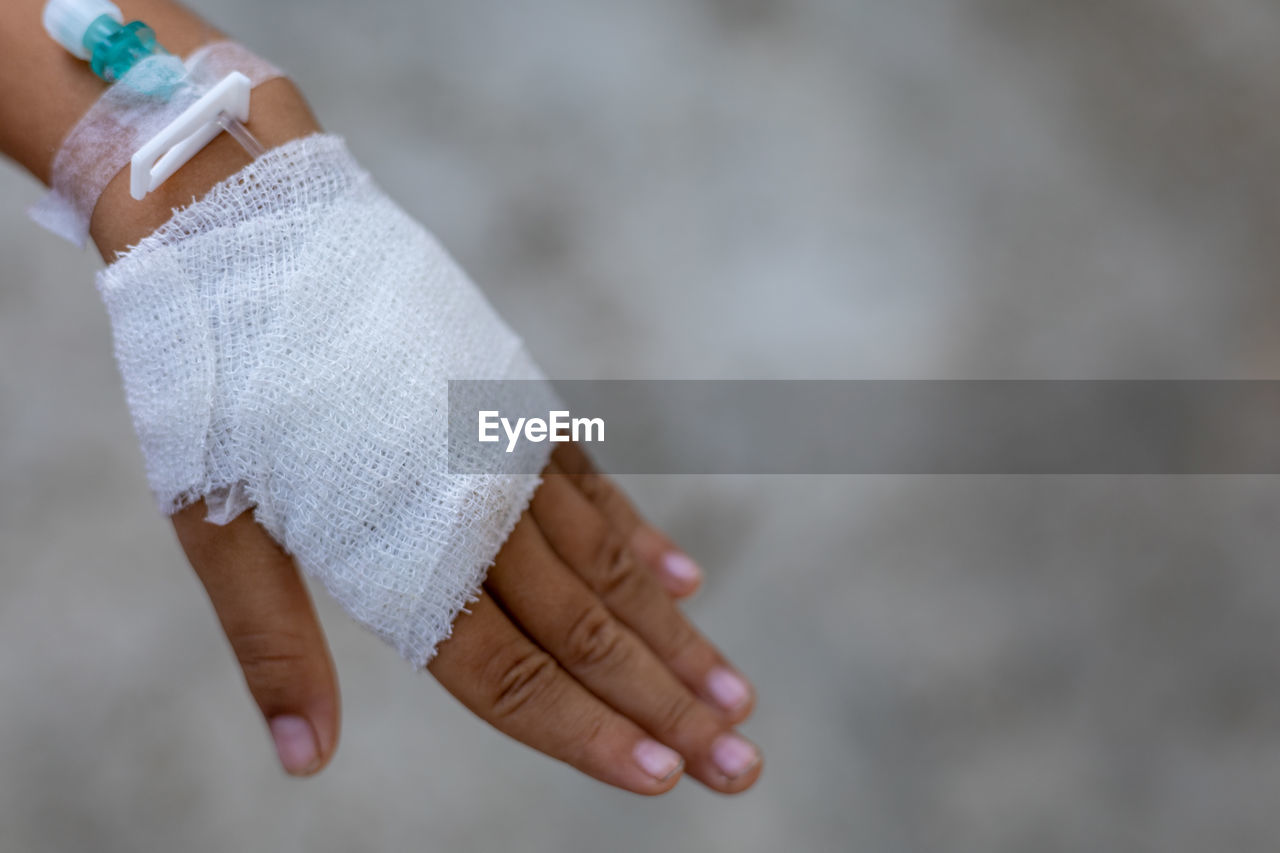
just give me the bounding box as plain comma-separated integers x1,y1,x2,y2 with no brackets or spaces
130,71,251,200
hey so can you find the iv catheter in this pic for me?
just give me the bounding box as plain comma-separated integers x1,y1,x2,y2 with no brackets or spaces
42,0,266,199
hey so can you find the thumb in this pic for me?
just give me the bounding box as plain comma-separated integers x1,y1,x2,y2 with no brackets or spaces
172,502,341,777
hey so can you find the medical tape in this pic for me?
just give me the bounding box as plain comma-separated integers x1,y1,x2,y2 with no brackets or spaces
29,41,282,248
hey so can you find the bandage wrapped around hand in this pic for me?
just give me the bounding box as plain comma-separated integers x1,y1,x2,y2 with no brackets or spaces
97,134,551,666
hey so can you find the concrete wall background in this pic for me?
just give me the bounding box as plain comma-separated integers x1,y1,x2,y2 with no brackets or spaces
5,1,1280,850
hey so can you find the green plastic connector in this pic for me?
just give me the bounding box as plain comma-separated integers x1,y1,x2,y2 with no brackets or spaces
83,14,167,82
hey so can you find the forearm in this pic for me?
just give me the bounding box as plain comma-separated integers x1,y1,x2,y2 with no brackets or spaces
0,0,320,261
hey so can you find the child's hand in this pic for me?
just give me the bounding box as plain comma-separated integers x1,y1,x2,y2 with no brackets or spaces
172,443,761,795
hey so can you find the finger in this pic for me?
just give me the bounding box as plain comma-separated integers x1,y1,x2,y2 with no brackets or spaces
549,445,703,597
486,519,763,793
530,473,757,724
428,591,686,795
172,502,340,777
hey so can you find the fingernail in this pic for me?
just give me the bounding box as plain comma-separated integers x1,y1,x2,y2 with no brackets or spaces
270,715,320,776
711,733,760,780
663,552,703,585
707,666,752,712
633,739,684,782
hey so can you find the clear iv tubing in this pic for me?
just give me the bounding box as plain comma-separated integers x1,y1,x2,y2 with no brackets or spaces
217,110,266,158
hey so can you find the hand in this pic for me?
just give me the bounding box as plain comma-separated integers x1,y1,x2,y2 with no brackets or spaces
1,0,761,796
172,443,761,795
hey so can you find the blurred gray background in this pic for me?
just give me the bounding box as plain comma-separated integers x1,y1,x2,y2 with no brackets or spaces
5,0,1280,850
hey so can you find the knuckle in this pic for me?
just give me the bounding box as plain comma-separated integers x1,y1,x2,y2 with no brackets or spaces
571,710,610,765
556,442,595,477
227,630,316,708
653,691,701,736
656,618,703,666
593,531,639,599
583,473,630,519
563,604,629,672
487,643,560,721
600,490,633,522
576,472,610,504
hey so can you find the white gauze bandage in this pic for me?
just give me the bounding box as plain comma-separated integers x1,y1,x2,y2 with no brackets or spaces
98,134,552,666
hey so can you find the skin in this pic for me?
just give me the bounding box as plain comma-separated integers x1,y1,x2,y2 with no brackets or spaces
2,0,761,794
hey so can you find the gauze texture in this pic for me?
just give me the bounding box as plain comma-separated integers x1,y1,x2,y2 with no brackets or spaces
97,134,551,666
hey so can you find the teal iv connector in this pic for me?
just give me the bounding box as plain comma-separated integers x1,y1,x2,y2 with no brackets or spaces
82,15,167,83
43,0,167,82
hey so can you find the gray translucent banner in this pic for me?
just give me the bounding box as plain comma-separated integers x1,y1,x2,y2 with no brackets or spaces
447,380,1280,474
